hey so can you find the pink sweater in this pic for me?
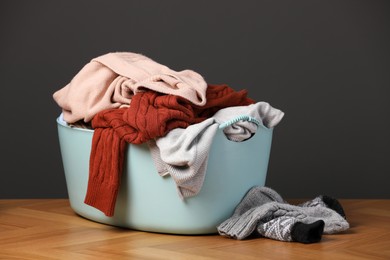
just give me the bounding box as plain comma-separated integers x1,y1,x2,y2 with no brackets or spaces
53,52,208,123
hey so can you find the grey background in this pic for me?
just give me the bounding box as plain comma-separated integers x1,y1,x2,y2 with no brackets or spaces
0,0,389,199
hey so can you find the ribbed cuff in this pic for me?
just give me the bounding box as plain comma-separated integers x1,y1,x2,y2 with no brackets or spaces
84,179,119,217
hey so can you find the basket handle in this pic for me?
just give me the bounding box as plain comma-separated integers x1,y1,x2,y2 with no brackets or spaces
218,115,261,130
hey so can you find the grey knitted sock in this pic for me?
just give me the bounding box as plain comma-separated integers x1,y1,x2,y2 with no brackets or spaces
217,186,285,240
229,186,286,216
217,186,349,240
256,216,325,243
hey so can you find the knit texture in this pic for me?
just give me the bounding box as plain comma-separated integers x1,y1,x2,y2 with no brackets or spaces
290,220,325,243
257,216,325,243
53,52,208,123
257,216,298,242
148,102,284,199
217,186,349,241
299,195,347,218
148,119,219,198
84,84,254,216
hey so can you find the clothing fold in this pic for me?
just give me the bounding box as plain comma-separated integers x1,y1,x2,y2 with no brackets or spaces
85,84,255,216
53,52,208,123
148,102,285,199
52,51,287,219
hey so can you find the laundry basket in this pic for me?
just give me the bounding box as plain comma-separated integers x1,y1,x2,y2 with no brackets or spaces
56,116,274,234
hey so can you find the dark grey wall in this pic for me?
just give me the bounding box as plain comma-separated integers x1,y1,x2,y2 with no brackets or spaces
0,0,389,199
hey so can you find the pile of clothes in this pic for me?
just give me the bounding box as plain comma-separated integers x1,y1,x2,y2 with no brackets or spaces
54,52,349,244
53,52,285,217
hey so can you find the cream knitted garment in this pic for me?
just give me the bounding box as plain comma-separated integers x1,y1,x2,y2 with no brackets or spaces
53,52,207,123
149,102,285,199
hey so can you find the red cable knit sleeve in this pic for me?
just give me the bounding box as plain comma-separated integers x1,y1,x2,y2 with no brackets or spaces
85,85,255,216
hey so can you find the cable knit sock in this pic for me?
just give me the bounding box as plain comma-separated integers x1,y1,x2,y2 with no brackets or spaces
299,195,346,218
217,186,349,240
256,216,324,243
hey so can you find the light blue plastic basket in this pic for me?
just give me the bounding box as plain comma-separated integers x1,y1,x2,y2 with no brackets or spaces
57,117,273,234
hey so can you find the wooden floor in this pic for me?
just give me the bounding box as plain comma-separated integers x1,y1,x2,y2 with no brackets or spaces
0,199,389,260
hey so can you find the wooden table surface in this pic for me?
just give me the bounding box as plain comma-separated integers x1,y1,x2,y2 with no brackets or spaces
0,199,389,259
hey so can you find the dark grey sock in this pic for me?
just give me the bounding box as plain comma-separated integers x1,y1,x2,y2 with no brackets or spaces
322,195,346,218
217,186,349,240
299,195,346,218
291,220,325,244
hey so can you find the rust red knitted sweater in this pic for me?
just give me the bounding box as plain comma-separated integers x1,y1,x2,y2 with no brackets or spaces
85,84,254,216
